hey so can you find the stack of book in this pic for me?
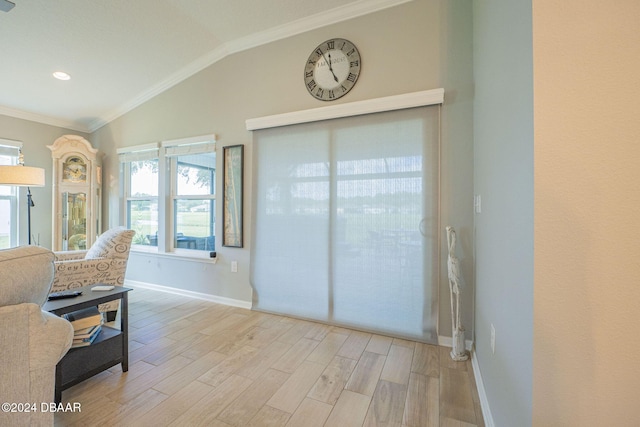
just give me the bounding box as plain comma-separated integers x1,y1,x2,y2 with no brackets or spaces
63,306,103,348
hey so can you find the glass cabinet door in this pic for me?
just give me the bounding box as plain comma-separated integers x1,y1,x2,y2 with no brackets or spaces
62,192,87,251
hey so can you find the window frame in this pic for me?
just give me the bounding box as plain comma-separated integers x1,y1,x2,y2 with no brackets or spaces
119,135,217,258
122,158,159,250
164,137,216,255
0,139,21,248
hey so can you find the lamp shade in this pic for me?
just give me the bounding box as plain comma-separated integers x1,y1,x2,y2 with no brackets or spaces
0,165,45,187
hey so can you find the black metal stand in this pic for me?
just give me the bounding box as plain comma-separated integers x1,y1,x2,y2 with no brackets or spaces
27,187,34,245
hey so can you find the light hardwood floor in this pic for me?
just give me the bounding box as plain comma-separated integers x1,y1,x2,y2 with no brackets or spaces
55,287,485,427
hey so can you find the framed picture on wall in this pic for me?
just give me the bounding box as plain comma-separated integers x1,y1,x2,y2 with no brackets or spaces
222,144,243,248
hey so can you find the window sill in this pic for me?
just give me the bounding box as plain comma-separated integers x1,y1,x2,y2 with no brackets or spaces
131,247,218,264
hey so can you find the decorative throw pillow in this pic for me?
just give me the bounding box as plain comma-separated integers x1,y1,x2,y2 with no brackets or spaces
85,227,135,259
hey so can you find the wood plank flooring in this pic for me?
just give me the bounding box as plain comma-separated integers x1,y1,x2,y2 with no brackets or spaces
55,288,485,427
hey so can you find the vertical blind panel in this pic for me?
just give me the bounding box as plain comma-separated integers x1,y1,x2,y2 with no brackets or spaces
251,106,439,342
252,129,330,319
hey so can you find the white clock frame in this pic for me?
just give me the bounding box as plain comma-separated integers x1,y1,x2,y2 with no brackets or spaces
48,135,102,251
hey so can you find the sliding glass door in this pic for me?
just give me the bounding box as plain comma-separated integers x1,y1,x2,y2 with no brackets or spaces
251,106,439,342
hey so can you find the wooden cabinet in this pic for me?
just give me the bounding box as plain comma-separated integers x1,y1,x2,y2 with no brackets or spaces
48,135,102,251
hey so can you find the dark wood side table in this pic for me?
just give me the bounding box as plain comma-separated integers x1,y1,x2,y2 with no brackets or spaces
43,285,132,403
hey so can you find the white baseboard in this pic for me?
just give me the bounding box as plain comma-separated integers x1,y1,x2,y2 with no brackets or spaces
471,350,495,427
438,336,494,426
124,279,252,310
437,334,474,351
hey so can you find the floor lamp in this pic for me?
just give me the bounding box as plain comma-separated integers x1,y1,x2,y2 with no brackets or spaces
0,151,45,245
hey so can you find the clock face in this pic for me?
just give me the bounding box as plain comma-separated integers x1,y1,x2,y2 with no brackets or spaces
304,38,361,101
63,156,87,183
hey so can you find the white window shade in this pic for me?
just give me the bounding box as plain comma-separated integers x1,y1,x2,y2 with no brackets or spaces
0,139,20,157
164,142,216,157
251,105,440,342
117,143,159,163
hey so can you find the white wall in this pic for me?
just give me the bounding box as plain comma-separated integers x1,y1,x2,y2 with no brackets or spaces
92,0,475,336
532,1,640,424
473,0,534,425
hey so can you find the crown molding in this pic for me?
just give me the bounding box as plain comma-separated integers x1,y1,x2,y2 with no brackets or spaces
88,0,413,133
87,44,231,133
0,105,90,133
225,0,413,53
2,0,413,134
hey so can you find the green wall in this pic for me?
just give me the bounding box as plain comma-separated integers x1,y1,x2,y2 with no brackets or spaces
473,0,534,425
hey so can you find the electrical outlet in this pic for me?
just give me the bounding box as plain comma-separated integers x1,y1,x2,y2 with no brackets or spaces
490,323,496,354
231,261,238,273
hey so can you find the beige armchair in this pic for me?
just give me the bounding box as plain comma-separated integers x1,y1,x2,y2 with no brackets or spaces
51,227,135,314
0,246,74,427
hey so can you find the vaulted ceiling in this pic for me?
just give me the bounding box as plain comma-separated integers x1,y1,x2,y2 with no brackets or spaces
0,0,408,133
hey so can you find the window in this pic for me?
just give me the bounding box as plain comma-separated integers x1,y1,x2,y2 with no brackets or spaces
0,140,20,249
165,140,216,252
119,143,159,247
127,159,159,246
119,136,216,255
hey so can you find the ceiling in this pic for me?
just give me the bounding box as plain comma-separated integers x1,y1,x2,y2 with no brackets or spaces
0,0,408,133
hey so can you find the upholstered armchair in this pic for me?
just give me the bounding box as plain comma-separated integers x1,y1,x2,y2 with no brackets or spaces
0,246,74,427
51,227,135,314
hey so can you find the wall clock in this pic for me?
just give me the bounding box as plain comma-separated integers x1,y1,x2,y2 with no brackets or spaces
304,38,361,101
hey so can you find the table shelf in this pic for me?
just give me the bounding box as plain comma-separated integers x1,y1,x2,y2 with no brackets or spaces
44,285,131,403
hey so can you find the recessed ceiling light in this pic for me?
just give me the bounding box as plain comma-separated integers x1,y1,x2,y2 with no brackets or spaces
53,71,71,81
